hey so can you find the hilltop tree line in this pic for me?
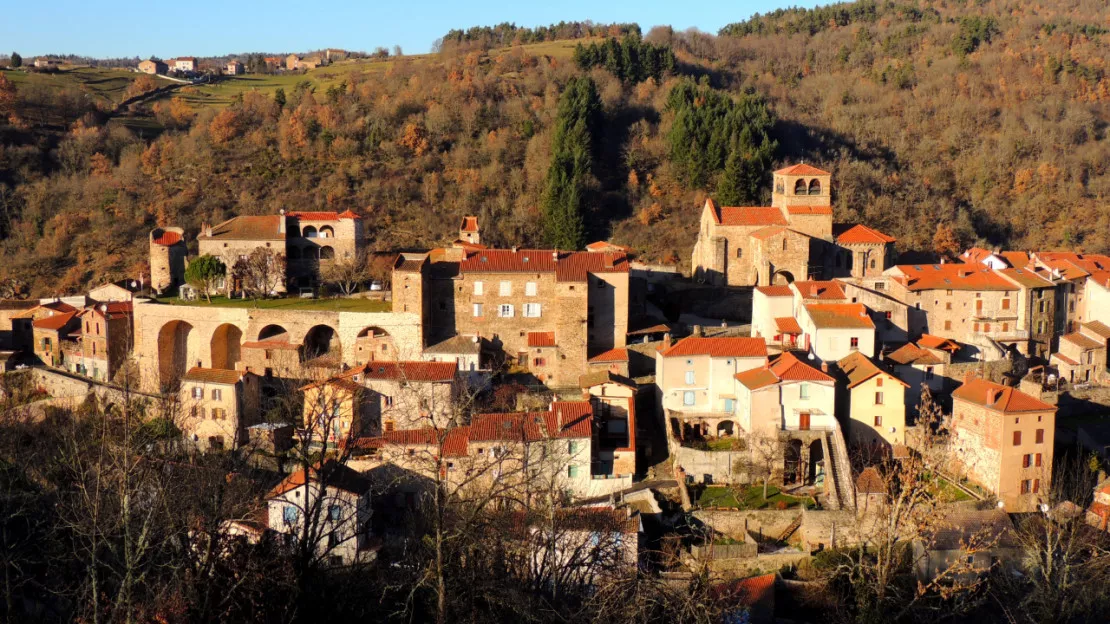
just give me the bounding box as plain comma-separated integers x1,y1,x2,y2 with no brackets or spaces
573,36,677,84
439,21,640,51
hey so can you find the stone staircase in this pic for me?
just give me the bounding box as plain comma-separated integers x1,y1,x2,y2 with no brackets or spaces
777,513,804,543
823,425,856,512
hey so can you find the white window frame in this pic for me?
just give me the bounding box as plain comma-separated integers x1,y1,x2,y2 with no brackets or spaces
684,370,695,385
499,281,512,296
525,281,538,296
472,303,483,317
683,391,695,406
524,303,541,318
498,304,515,318
473,281,484,296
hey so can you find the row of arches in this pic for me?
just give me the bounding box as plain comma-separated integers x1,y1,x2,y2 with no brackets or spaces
290,225,334,239
794,179,821,195
288,245,335,260
157,321,396,391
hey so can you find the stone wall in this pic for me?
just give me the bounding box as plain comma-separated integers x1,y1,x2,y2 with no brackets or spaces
671,443,750,485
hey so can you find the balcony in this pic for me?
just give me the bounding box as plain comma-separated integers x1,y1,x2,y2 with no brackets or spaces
973,327,1029,341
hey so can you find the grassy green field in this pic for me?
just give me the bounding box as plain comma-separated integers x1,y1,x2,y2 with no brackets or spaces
697,485,817,510
155,295,391,313
3,66,173,107
932,476,974,502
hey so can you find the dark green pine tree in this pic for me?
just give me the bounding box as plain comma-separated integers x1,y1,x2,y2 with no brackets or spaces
541,77,601,250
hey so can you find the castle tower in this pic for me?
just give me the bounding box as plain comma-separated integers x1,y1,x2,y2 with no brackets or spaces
150,227,187,294
771,163,833,241
459,216,480,246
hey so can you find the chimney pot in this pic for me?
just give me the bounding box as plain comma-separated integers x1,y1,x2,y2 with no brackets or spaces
662,333,672,350
693,325,703,337
821,362,828,373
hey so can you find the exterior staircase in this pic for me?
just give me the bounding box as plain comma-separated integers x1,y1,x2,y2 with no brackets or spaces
822,425,856,512
777,513,804,543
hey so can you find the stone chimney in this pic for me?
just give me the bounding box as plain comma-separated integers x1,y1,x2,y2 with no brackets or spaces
692,325,703,337
278,209,286,234
821,362,829,373
662,333,672,351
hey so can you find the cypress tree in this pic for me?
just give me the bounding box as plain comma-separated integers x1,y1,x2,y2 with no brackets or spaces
541,77,601,250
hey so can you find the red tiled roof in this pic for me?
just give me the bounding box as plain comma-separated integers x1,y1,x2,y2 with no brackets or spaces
754,285,793,297
337,210,361,219
836,224,896,245
750,225,788,240
204,215,284,240
711,573,776,616
1062,332,1104,351
44,301,77,313
998,268,1055,289
300,376,364,393
659,336,767,359
803,303,875,329
774,317,803,334
961,247,995,264
856,467,885,493
892,264,1015,291
287,211,357,221
350,361,457,382
80,301,133,320
182,367,242,385
460,216,480,232
1052,352,1079,366
917,334,960,352
733,367,781,390
787,205,832,215
266,460,371,498
839,350,908,389
357,427,471,457
1083,321,1110,340
953,377,1055,413
775,163,830,176
999,251,1031,268
589,347,629,363
735,352,834,389
469,402,592,442
528,331,556,348
32,310,77,331
152,231,182,246
456,249,629,282
718,206,788,227
885,343,943,366
585,240,632,253
793,280,846,300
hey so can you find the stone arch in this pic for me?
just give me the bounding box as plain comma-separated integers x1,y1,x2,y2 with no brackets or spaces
784,439,803,485
793,179,807,195
303,225,318,238
210,323,243,370
258,324,289,341
809,439,824,483
355,326,396,362
303,324,340,361
808,179,821,195
319,245,335,260
158,320,193,392
716,421,734,437
772,270,795,285
319,225,335,238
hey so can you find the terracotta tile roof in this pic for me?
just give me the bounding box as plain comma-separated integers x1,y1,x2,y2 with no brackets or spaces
750,225,789,240
204,215,284,241
891,263,1015,291
885,343,943,366
1062,332,1104,351
356,427,471,457
953,377,1055,413
998,268,1054,289
775,163,830,176
287,211,356,221
80,301,133,320
424,335,483,355
585,240,632,253
1052,352,1079,366
932,509,1017,550
394,252,427,272
659,336,768,359
267,460,371,498
917,334,960,352
999,251,1031,268
711,573,776,619
786,205,832,215
182,367,242,385
152,231,182,246
735,352,834,389
32,310,77,331
469,401,592,442
626,323,672,336
579,370,636,389
301,376,364,393
755,285,793,297
774,317,803,334
1083,321,1110,340
589,347,629,363
856,467,885,493
1089,271,1110,290
803,303,875,329
717,206,788,227
835,224,896,245
350,361,457,382
456,249,628,281
793,280,847,300
527,331,556,348
460,216,479,232
839,351,907,389
961,247,995,264
1038,252,1110,274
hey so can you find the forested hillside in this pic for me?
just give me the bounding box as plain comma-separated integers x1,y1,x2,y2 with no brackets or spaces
1,1,1108,296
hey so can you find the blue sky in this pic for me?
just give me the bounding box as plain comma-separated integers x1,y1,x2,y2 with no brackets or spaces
2,0,824,58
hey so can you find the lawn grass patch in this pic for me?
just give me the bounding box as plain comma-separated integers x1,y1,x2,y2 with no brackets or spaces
697,485,816,510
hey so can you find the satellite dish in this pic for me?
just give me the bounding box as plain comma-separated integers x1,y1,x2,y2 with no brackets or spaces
997,500,1005,509
1039,503,1049,514
807,353,815,361
130,281,138,288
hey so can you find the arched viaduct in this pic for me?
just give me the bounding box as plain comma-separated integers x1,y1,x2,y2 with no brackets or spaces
132,301,423,393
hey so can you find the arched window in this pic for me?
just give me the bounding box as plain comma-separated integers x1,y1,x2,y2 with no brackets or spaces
808,179,821,195
320,226,334,238
303,225,318,238
869,258,877,269
775,179,784,194
288,246,301,260
320,246,335,260
794,179,807,195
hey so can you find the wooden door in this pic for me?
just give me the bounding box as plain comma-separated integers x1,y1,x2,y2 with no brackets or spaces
800,412,811,431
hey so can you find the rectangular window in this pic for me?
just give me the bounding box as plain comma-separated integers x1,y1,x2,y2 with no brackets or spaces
211,388,222,401
944,320,952,331
498,304,514,318
875,281,885,291
384,421,394,432
499,281,511,296
473,281,484,295
884,311,892,320
523,303,542,318
1021,480,1031,494
328,505,341,522
568,441,579,454
684,371,695,385
724,398,735,412
473,303,483,317
1023,454,1031,468
192,387,203,399
1013,431,1022,446
876,377,883,387
799,383,810,399
532,357,546,367
1002,298,1010,310
946,302,953,311
984,323,991,332
525,282,537,296
850,337,859,349
1035,429,1044,444
283,505,299,526
973,322,980,332
874,415,882,426
568,465,579,478
384,396,393,408
683,391,695,406
875,392,884,405
1035,453,1042,467
926,367,934,380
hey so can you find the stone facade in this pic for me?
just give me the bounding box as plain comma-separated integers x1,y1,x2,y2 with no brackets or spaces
150,227,187,293
179,368,261,452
